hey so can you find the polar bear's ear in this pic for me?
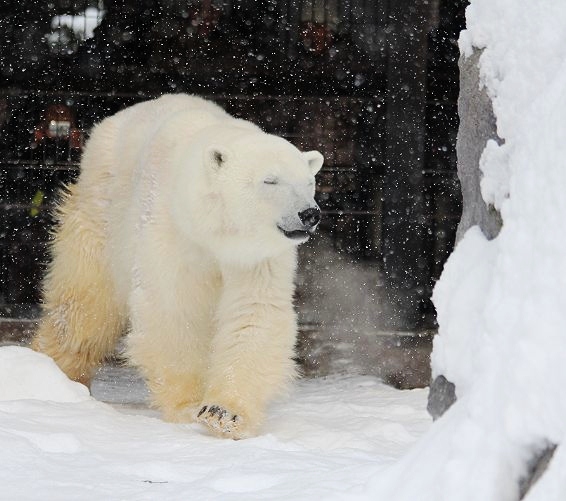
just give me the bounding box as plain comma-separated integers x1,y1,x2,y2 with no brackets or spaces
303,150,324,175
206,146,230,170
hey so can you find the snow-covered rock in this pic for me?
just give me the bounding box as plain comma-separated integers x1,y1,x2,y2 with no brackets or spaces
395,0,566,499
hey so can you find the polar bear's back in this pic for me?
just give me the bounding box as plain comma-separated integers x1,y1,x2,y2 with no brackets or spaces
75,94,233,222
112,93,228,131
111,94,229,139
81,94,229,178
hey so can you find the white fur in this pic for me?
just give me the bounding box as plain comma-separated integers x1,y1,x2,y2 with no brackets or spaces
32,95,323,438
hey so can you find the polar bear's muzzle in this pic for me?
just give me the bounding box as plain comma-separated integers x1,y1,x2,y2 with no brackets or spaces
278,207,321,241
298,207,321,228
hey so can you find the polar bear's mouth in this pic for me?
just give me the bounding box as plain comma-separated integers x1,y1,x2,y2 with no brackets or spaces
277,227,312,240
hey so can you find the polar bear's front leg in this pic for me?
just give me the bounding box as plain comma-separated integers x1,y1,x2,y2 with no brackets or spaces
127,286,209,423
198,251,298,439
126,254,221,424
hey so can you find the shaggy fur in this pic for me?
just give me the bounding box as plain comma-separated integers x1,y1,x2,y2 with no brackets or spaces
32,95,323,439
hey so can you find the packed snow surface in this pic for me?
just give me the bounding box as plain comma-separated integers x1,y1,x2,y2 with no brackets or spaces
0,347,430,500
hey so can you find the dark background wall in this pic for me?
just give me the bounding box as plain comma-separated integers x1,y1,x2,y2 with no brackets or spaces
0,0,466,338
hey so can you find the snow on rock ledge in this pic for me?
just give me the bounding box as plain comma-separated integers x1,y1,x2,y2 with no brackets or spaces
0,346,90,403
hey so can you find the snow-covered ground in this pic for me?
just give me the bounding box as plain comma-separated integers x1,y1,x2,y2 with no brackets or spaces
0,346,431,500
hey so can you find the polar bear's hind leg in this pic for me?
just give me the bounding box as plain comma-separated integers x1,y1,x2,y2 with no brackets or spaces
32,185,125,386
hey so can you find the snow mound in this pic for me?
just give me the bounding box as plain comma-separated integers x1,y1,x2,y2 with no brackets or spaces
0,346,90,403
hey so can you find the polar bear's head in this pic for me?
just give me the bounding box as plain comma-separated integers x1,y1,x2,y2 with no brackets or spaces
190,130,324,262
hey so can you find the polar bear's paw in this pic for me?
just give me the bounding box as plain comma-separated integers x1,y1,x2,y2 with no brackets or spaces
197,404,246,439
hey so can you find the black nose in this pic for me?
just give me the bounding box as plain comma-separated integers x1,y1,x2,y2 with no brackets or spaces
298,207,321,228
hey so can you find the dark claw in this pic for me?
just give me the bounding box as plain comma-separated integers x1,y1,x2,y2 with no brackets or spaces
208,405,220,416
197,406,208,417
208,405,227,420
231,415,238,423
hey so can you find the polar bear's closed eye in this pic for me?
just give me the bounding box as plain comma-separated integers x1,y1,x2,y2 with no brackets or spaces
263,176,279,185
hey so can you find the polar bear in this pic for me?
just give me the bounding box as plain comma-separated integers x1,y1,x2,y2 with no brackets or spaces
32,94,323,439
